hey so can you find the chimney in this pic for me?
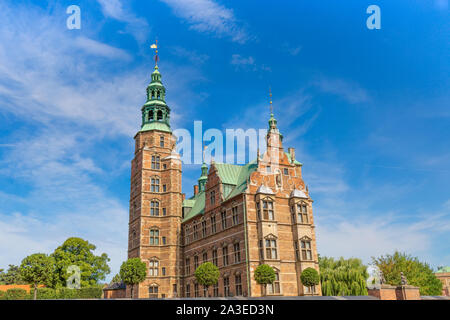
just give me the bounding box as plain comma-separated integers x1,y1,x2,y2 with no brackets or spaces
194,185,199,196
288,147,295,162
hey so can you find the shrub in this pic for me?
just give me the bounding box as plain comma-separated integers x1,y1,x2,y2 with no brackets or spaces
78,287,102,299
300,268,320,287
36,288,57,300
194,262,220,296
0,291,6,300
254,264,276,285
57,288,79,299
5,288,28,300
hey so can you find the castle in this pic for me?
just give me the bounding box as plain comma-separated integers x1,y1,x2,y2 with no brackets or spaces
127,57,321,298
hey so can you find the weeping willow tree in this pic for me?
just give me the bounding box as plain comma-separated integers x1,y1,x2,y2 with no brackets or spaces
319,256,369,296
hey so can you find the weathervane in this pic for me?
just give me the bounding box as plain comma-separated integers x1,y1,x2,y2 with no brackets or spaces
150,39,159,66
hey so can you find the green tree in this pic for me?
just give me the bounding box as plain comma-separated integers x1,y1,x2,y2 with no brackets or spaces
19,253,55,300
194,262,220,297
0,265,26,285
372,251,442,296
319,256,369,296
300,267,320,289
111,273,122,284
119,258,147,298
254,264,276,294
51,237,110,288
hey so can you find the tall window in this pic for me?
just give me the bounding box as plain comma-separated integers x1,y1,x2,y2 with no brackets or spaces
150,201,159,216
161,267,166,276
151,155,160,169
150,229,159,245
301,239,312,260
267,273,280,294
160,136,164,147
232,206,239,225
210,191,215,205
194,283,199,297
222,246,229,266
202,252,208,263
148,285,158,298
193,224,199,240
151,178,160,192
185,226,190,245
149,259,159,276
265,239,277,259
186,284,190,298
235,275,242,296
185,258,190,275
212,249,218,266
259,240,264,260
213,283,219,297
211,215,216,234
297,203,309,223
223,277,230,297
233,243,241,263
221,211,227,229
262,200,274,220
202,220,207,237
194,256,199,269
162,237,166,245
294,241,299,260
304,285,316,294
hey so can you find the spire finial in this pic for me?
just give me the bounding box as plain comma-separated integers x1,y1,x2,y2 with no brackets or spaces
150,39,159,67
269,86,273,115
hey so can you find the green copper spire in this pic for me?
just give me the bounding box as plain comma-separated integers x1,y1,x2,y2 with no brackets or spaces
140,41,171,133
198,162,208,192
268,88,278,129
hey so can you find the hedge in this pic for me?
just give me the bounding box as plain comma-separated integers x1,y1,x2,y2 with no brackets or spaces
5,288,29,300
0,287,103,300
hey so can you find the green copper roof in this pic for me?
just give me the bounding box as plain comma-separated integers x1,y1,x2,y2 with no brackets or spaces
182,191,205,222
182,161,258,223
285,151,302,165
140,122,172,133
436,266,450,273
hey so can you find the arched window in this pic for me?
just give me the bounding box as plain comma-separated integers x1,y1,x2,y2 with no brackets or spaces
149,259,159,276
151,155,160,170
150,201,159,216
148,284,159,297
149,229,159,245
148,110,154,121
151,178,160,192
151,90,155,99
157,110,163,120
157,90,160,99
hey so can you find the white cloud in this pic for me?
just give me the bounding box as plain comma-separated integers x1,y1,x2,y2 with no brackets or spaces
170,46,210,65
74,36,132,60
230,54,271,72
96,0,149,42
160,0,250,43
312,77,369,104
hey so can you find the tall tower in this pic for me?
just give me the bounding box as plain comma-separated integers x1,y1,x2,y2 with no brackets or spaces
128,45,183,298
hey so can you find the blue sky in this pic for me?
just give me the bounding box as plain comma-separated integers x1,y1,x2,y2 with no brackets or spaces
0,0,448,281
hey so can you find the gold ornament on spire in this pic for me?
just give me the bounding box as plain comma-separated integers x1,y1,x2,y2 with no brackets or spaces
150,39,159,66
